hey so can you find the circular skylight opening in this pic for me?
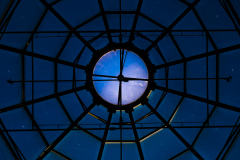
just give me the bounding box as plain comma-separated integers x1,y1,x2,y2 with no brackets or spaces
93,49,149,106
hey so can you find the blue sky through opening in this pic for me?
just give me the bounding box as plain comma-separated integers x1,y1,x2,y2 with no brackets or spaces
93,50,148,105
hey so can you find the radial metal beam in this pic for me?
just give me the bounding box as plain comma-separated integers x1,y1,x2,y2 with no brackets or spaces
139,13,166,29
98,0,112,43
0,122,19,159
7,76,227,83
0,85,86,113
135,112,153,124
24,107,49,146
129,112,144,160
192,9,218,50
37,102,96,159
191,105,217,146
59,98,103,141
52,149,72,160
0,0,14,28
168,97,184,123
74,13,101,29
23,0,59,51
88,112,107,124
135,31,153,42
75,92,87,110
0,0,20,40
97,112,113,160
154,91,167,110
75,91,107,124
56,33,72,59
156,43,240,69
154,45,167,64
217,121,240,159
0,118,25,159
169,149,189,160
39,0,97,54
145,101,204,160
129,0,143,42
168,32,185,58
136,92,168,140
219,0,240,36
168,32,187,93
57,96,102,142
224,0,240,27
181,0,218,50
144,0,200,53
0,44,86,69
155,85,240,113
221,126,240,159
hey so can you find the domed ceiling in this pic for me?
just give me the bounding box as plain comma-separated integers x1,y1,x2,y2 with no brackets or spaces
0,0,240,159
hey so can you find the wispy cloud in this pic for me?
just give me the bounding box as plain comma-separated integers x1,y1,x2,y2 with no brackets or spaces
94,50,149,105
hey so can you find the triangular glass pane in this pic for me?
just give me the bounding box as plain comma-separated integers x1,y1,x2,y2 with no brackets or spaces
53,0,100,27
175,151,199,160
141,0,187,27
141,129,187,159
54,130,101,160
9,131,46,160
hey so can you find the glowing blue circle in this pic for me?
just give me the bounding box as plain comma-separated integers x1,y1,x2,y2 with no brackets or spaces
93,50,148,105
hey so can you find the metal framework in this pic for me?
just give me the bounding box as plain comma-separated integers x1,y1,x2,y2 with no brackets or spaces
0,0,240,159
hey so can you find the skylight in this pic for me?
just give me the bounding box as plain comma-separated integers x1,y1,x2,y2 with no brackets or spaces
93,50,148,106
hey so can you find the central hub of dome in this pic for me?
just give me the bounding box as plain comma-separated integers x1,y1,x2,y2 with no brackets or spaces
92,49,149,106
117,75,127,82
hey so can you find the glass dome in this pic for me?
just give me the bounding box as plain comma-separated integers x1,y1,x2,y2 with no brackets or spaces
0,0,240,159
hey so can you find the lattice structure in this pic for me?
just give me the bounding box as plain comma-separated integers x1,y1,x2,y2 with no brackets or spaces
0,0,240,159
